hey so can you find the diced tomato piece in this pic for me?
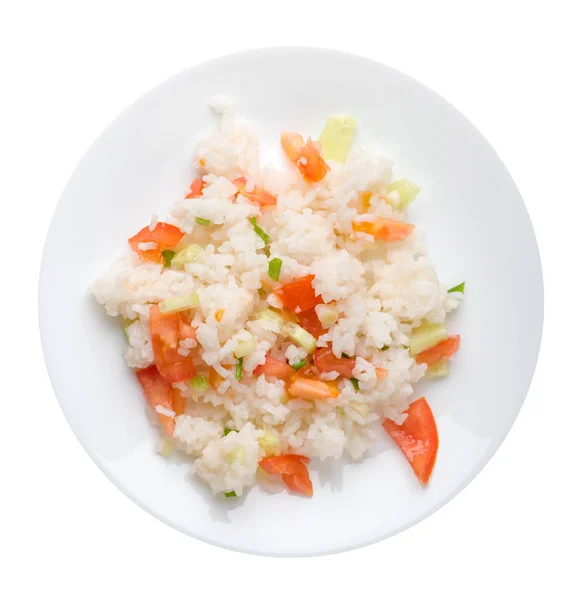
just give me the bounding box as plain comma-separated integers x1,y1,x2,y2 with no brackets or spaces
158,361,196,383
352,217,415,242
135,365,176,436
375,367,388,379
130,223,183,248
415,335,460,366
275,275,322,314
383,397,439,485
171,387,186,416
128,223,184,263
280,132,330,183
253,356,293,379
232,177,277,207
245,188,277,207
313,345,355,378
298,139,330,182
259,454,313,496
177,319,197,341
231,176,247,188
287,376,339,400
149,305,197,383
296,363,317,378
185,177,205,199
208,367,224,390
297,307,326,339
280,132,305,163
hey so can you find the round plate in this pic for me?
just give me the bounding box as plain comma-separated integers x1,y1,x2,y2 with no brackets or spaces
39,47,543,556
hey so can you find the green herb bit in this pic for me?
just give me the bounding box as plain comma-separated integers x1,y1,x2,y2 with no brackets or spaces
380,345,390,351
188,375,209,392
235,357,244,381
224,428,236,436
447,281,465,294
291,360,307,371
268,257,282,282
162,249,176,267
350,377,360,391
195,217,211,227
249,217,270,244
225,491,237,498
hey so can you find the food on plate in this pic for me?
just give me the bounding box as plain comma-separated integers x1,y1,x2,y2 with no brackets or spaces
91,96,463,498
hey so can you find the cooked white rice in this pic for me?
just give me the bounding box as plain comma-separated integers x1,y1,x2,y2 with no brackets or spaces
90,98,459,496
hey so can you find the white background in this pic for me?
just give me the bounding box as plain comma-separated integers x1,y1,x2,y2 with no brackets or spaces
1,0,572,598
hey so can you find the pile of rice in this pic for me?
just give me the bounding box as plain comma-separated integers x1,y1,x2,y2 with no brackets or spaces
91,97,458,497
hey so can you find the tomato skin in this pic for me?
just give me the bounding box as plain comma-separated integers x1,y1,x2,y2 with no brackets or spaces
232,177,277,206
253,356,293,379
259,454,313,496
415,335,460,366
351,217,415,242
280,132,305,163
313,345,355,378
275,275,322,314
149,305,197,383
171,387,187,416
383,397,439,485
185,178,205,198
280,132,329,183
297,307,326,339
128,223,184,263
135,365,176,436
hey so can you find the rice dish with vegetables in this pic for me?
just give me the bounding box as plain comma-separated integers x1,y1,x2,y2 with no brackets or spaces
91,97,464,497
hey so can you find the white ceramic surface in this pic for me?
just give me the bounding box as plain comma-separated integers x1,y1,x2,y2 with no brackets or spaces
39,47,543,556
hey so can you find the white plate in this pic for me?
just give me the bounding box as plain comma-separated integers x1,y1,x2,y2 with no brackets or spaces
39,47,543,556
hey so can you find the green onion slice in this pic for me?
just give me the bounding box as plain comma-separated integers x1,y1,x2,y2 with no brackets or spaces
268,257,282,281
447,281,465,294
235,357,243,381
162,250,176,267
291,360,307,371
249,217,270,244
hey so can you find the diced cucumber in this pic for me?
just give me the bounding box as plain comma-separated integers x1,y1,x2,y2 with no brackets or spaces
122,317,135,339
256,309,284,328
283,322,317,352
157,438,175,458
315,304,338,328
188,375,209,392
259,432,282,456
349,401,369,419
171,244,203,269
388,178,421,211
234,332,255,358
319,115,357,163
226,447,246,465
158,294,200,314
409,322,447,355
425,358,450,378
